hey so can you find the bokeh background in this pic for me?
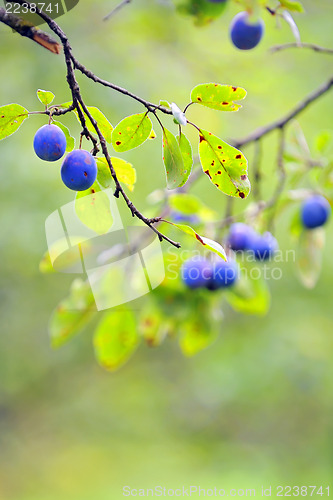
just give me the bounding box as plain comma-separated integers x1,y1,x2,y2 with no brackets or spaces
0,0,333,498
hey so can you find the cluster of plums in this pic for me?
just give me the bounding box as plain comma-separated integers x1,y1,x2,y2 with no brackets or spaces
33,124,97,191
181,224,278,290
182,256,239,290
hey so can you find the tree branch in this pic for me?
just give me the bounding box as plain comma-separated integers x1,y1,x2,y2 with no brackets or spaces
233,74,333,148
270,42,333,55
0,1,179,248
0,6,61,53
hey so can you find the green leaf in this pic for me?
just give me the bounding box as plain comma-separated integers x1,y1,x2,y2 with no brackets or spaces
191,83,246,112
279,0,304,13
225,272,271,316
177,0,227,26
75,182,114,234
177,133,193,184
139,305,166,347
179,316,218,356
169,193,217,221
169,222,226,259
37,89,55,106
159,100,171,109
112,112,152,152
52,120,75,152
94,309,140,372
61,102,113,143
96,157,136,191
39,238,93,274
297,228,325,289
163,128,190,189
315,130,332,154
49,279,96,348
199,130,250,199
0,104,29,141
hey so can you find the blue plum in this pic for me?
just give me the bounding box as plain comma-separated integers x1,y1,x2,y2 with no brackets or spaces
210,259,239,289
61,150,97,191
227,223,256,251
249,232,278,261
181,257,213,289
230,11,264,50
33,124,67,161
301,195,331,229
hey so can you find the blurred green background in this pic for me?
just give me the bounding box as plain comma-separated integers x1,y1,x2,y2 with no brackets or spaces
1,0,333,498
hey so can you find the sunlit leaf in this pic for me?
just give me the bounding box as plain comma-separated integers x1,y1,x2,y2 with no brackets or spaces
75,182,113,234
0,104,29,140
280,0,304,13
96,157,136,191
225,270,271,316
177,133,193,184
37,89,55,106
163,128,189,189
112,112,152,152
61,102,113,142
169,193,217,221
191,83,246,112
49,279,96,348
94,309,140,372
139,305,166,347
168,222,226,259
199,129,250,199
179,316,218,356
52,120,75,152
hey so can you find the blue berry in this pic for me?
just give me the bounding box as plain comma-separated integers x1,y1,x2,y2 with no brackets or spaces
249,232,278,261
61,150,97,191
181,257,213,289
33,124,67,162
230,12,264,50
210,259,239,289
301,195,331,229
227,223,256,251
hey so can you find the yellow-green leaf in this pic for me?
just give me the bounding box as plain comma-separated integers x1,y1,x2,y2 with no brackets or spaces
163,128,189,189
52,120,75,152
96,157,136,191
199,130,250,199
75,182,113,235
191,83,246,112
37,89,55,106
112,112,152,152
169,222,226,260
94,309,140,372
0,104,29,141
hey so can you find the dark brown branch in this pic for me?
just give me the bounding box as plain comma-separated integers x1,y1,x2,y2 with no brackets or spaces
0,7,61,53
233,75,333,148
0,0,179,248
270,42,333,55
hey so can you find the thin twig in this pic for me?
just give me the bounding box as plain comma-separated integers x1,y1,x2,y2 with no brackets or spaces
103,0,132,22
270,42,333,55
233,75,333,148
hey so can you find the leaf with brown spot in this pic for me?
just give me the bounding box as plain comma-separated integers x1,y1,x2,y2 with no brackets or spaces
167,222,226,260
190,83,246,112
112,112,152,152
199,129,250,199
0,104,29,141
